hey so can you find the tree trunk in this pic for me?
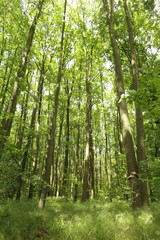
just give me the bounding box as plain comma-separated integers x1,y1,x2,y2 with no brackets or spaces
100,68,112,200
54,110,64,197
16,107,37,200
117,109,124,154
123,0,148,208
0,23,7,66
0,48,18,113
28,55,46,199
103,0,140,207
62,79,72,196
16,82,30,149
81,47,95,202
73,87,81,202
0,0,45,154
38,0,67,209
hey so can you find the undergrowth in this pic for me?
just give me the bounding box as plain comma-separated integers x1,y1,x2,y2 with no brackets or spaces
0,198,160,240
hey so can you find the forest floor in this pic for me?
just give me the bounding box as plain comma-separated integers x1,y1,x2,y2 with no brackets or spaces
0,198,160,240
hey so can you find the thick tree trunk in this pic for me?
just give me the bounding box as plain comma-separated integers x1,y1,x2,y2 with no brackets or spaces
123,0,148,208
0,0,45,154
38,0,67,209
103,0,140,207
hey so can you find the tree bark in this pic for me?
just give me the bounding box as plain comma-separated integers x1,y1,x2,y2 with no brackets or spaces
62,79,73,196
0,49,18,112
38,0,67,209
123,0,148,208
103,0,140,207
54,110,64,197
0,26,6,66
100,68,112,201
81,47,95,202
16,107,37,200
16,80,30,149
73,86,81,202
28,55,46,199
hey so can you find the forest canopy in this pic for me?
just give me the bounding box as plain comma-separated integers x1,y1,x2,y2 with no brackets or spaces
0,0,160,210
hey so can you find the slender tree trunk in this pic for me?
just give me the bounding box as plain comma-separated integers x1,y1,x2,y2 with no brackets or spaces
100,68,113,200
16,82,30,149
62,80,72,196
54,110,64,197
117,109,124,154
123,0,148,208
28,56,46,199
114,126,120,187
38,0,67,209
98,149,102,192
81,47,95,202
103,0,140,207
0,0,45,154
0,48,18,112
0,26,6,66
16,106,37,200
73,87,81,202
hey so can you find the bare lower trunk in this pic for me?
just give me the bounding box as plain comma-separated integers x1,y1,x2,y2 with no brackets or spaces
28,56,45,199
81,47,95,202
73,86,81,202
16,107,37,200
100,68,113,200
62,80,73,196
54,111,64,197
123,0,148,208
38,0,67,209
103,0,140,207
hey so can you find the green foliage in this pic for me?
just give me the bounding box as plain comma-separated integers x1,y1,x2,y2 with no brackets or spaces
147,157,160,201
0,0,160,209
0,146,20,199
138,61,160,123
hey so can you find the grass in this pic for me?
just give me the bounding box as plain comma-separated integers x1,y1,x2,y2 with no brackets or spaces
0,198,160,240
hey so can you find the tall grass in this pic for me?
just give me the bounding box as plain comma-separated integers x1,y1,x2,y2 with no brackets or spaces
0,200,52,240
0,198,160,240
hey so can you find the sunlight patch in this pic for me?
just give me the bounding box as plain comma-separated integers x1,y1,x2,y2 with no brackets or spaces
138,212,154,224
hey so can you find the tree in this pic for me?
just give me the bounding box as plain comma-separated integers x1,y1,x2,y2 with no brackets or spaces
61,78,73,196
81,46,95,202
0,0,45,155
123,0,148,208
0,0,159,207
103,0,140,207
38,0,67,209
